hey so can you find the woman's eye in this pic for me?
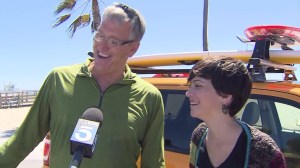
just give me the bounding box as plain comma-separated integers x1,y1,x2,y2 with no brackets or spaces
195,84,202,88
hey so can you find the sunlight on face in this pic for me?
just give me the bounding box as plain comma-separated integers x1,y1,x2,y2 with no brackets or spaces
92,19,138,75
186,77,223,120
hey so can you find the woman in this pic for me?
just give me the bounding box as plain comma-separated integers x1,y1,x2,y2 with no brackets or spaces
186,56,286,168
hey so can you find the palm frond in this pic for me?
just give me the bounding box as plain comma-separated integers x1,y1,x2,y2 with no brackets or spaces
67,14,91,38
53,14,71,28
80,14,91,27
54,0,77,15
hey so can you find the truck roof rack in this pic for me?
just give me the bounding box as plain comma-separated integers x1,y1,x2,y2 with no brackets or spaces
244,25,300,81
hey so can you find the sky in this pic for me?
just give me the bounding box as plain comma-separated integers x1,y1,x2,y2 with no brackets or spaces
1,0,300,90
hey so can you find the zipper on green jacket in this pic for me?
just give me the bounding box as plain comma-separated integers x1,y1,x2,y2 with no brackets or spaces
98,92,104,108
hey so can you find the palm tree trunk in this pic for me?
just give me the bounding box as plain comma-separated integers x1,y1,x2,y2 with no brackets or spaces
91,0,101,32
203,0,209,51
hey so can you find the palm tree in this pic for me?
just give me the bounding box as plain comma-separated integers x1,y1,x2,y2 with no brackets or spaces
53,0,101,38
203,0,208,51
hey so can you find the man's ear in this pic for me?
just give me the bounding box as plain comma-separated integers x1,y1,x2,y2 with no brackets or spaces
128,41,140,57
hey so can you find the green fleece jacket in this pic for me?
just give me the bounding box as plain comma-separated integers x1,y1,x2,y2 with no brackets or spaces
0,58,165,168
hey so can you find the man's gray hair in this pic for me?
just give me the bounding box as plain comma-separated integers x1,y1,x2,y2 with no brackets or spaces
102,3,146,41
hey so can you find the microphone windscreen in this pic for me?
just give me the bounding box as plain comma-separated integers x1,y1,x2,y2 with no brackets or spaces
82,107,103,125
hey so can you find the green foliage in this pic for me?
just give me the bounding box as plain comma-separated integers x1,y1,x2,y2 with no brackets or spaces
67,14,91,38
54,0,77,15
53,14,71,28
53,0,101,38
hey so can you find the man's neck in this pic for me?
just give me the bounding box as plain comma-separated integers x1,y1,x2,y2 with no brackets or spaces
89,62,125,92
94,72,124,92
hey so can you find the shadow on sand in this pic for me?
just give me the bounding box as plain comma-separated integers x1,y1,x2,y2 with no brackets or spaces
0,128,18,138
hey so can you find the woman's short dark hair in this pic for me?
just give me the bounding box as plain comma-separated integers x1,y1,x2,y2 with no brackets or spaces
187,56,252,116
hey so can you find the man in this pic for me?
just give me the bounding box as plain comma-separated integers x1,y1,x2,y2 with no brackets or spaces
0,3,165,168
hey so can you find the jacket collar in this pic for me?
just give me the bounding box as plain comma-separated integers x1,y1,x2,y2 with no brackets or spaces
78,58,137,84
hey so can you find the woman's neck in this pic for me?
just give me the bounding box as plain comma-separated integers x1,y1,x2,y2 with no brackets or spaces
205,117,242,144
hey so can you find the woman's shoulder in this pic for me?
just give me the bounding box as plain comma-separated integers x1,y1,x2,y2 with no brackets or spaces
247,125,286,167
191,122,207,145
248,126,279,149
238,121,279,149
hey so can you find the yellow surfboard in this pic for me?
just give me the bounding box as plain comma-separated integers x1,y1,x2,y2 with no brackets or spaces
128,50,300,68
128,25,300,69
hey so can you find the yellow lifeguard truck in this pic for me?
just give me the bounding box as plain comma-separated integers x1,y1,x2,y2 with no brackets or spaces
43,25,300,168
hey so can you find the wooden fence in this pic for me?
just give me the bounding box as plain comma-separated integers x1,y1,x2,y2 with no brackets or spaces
0,90,38,109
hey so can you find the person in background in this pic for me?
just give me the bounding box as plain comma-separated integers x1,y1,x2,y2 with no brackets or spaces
186,56,286,168
0,2,165,168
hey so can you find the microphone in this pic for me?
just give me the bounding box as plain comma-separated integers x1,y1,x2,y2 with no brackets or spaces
69,107,104,168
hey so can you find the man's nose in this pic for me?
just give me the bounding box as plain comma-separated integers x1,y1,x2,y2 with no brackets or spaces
94,39,110,51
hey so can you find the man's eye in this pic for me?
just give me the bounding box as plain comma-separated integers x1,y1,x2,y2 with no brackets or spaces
110,38,121,45
96,34,103,39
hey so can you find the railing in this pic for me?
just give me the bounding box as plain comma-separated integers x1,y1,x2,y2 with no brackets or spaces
0,90,38,109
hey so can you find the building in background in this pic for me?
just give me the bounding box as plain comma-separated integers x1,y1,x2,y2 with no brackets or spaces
3,82,14,92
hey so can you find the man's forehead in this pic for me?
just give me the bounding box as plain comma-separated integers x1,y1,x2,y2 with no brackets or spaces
98,19,132,38
100,18,131,30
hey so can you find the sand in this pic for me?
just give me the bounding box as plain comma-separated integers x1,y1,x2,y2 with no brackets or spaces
0,106,31,131
0,106,45,168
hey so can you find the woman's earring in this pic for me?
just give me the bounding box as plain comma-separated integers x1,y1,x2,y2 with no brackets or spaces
222,105,229,114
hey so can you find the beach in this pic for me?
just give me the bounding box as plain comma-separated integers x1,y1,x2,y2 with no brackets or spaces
0,106,45,168
0,106,31,131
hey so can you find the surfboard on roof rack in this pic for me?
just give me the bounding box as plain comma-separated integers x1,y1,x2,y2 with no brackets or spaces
127,50,300,67
244,25,300,50
127,25,300,81
244,25,300,81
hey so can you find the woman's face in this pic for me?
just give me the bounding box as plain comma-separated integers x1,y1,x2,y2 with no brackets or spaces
186,77,224,120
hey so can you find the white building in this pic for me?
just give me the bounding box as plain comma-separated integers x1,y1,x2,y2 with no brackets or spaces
4,82,14,92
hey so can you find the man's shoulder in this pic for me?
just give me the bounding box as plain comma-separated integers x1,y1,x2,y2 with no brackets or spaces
53,63,83,71
51,62,84,75
135,78,161,95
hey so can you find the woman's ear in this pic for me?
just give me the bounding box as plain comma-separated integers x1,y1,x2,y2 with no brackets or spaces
222,94,233,106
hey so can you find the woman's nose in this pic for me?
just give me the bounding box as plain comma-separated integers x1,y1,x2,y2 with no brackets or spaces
185,90,190,98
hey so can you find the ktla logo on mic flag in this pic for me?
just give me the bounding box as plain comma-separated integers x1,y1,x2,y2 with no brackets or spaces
70,118,100,156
